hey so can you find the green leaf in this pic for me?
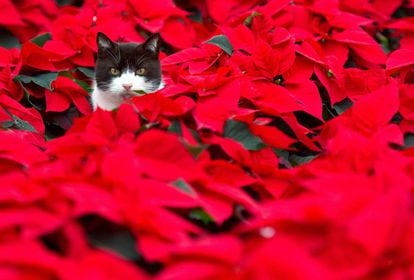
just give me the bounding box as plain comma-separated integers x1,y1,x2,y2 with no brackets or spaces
184,143,207,159
2,109,37,132
404,134,414,148
224,120,265,150
0,29,20,49
31,33,51,47
189,209,214,224
168,120,206,158
132,90,146,95
73,79,92,94
20,84,44,111
168,120,182,135
171,178,195,196
16,72,58,91
58,71,72,78
16,78,48,111
1,113,37,132
77,67,95,78
48,107,79,131
138,121,159,132
273,148,317,168
88,230,139,261
376,32,391,54
273,148,292,168
243,11,261,27
289,154,317,166
56,0,74,6
188,10,203,23
1,120,14,129
333,98,353,115
12,115,36,132
204,35,234,56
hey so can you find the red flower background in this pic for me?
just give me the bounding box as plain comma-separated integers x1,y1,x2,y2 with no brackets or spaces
0,0,414,278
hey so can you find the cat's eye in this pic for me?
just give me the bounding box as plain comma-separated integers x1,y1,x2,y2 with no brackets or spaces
110,68,120,76
136,68,146,75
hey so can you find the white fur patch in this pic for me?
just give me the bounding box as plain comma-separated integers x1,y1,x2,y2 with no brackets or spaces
91,70,163,111
91,86,123,111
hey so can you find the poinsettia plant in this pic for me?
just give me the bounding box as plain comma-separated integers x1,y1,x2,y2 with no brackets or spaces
0,0,414,278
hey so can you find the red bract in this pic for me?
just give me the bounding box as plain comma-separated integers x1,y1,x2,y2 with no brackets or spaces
340,0,403,21
0,130,45,171
332,28,387,66
132,129,202,181
399,84,414,134
0,94,44,136
205,0,262,24
1,0,414,278
241,236,333,279
45,76,91,115
348,81,400,134
0,47,20,68
252,29,295,78
0,240,149,280
156,235,242,279
0,66,22,100
20,41,65,71
0,1,58,42
194,79,240,133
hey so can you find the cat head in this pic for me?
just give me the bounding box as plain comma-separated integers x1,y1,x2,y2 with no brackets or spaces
95,32,162,98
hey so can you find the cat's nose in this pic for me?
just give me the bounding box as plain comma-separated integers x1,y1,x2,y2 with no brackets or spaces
122,83,132,90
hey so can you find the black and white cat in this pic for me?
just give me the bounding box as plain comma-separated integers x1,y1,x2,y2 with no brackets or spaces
91,32,163,110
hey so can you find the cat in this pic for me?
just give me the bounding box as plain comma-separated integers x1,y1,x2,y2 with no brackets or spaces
91,32,163,111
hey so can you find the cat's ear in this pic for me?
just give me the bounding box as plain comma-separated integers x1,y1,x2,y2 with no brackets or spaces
143,33,160,53
97,32,115,50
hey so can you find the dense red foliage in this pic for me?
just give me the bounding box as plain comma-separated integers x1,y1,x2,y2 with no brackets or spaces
0,0,414,278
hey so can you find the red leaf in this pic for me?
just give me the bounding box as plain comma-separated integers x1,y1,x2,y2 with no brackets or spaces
250,124,295,149
71,250,150,279
51,76,91,114
60,182,121,222
115,103,141,133
344,68,387,97
162,47,218,65
194,80,240,133
134,129,202,181
157,236,242,279
295,40,326,65
203,159,257,186
250,147,279,176
161,17,195,49
45,90,71,112
132,92,187,121
386,49,414,72
0,0,24,26
21,42,65,71
286,81,322,119
0,94,44,134
0,241,66,279
246,81,303,115
241,237,333,279
222,25,255,53
84,108,118,143
351,81,399,131
0,207,62,238
348,188,410,257
0,130,46,167
332,29,387,65
253,38,296,78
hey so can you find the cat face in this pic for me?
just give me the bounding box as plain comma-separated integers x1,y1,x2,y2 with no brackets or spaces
95,32,162,98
